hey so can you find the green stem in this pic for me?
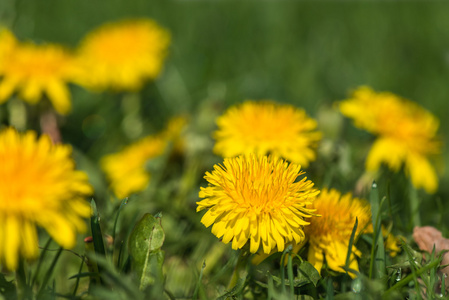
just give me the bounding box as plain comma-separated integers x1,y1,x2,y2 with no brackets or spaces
37,247,63,298
409,180,421,227
228,250,248,290
31,237,52,287
15,259,29,300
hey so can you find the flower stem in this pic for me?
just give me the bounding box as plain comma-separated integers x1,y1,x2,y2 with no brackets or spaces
228,249,248,290
409,180,421,227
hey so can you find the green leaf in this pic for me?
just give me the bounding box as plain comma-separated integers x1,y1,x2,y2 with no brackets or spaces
90,199,106,257
297,261,321,287
128,213,165,290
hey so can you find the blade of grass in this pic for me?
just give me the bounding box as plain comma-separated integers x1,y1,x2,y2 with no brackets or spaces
267,272,274,300
369,181,385,279
31,237,52,287
280,245,293,295
287,252,294,298
112,197,129,244
90,199,106,257
72,256,86,296
37,247,63,298
90,199,107,286
192,260,206,299
342,217,358,292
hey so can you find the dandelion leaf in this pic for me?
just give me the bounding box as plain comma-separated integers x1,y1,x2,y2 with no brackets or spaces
128,213,165,290
296,261,320,287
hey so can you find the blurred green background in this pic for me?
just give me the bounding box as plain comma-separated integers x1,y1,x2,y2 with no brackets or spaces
2,0,449,225
3,0,449,210
2,1,449,297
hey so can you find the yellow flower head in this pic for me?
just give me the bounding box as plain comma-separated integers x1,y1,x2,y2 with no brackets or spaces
339,86,441,193
74,19,170,91
197,154,319,254
0,128,93,270
101,135,166,199
0,29,75,115
301,188,371,278
213,101,321,167
101,116,187,199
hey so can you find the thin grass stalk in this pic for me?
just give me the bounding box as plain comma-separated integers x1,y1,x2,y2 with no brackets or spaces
342,217,358,292
37,247,63,298
369,181,385,279
280,245,292,295
193,260,206,299
267,273,274,300
409,180,421,227
16,259,29,300
72,256,85,296
287,253,294,298
31,237,52,287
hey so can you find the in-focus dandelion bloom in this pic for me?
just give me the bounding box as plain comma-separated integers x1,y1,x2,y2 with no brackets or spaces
298,188,371,278
74,19,170,91
213,101,321,167
101,116,186,199
0,29,75,114
197,154,319,254
339,86,440,193
0,128,92,270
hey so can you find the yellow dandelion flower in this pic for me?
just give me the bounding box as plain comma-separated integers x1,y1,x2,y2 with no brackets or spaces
0,29,75,115
0,128,92,270
299,188,371,278
74,19,170,91
339,86,440,193
197,154,319,254
213,101,321,167
101,116,186,199
101,135,166,199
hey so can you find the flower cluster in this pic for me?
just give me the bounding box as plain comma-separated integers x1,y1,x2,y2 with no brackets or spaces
199,96,409,277
0,19,170,114
339,86,440,193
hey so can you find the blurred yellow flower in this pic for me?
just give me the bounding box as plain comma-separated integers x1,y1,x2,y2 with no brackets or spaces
101,135,166,199
160,115,188,154
214,101,321,167
0,127,92,270
298,188,371,278
101,116,187,199
0,29,75,115
339,86,440,193
197,154,319,254
74,19,170,91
